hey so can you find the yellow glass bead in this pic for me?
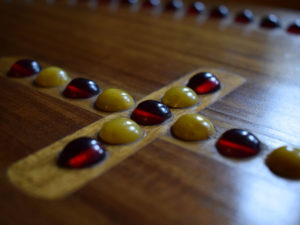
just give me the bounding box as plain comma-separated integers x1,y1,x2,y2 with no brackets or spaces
99,118,143,145
171,113,214,141
162,86,198,108
35,67,70,87
95,88,134,112
266,146,300,178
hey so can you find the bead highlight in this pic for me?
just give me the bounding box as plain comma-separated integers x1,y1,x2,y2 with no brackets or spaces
188,1,205,14
235,9,254,24
165,0,183,10
210,5,229,19
260,14,280,29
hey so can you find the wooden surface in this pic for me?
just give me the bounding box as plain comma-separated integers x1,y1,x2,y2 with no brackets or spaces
0,0,300,224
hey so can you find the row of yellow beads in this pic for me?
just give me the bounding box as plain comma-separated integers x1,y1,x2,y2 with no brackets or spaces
98,113,214,145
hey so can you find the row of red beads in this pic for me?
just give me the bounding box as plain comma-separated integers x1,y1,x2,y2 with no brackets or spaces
101,0,300,35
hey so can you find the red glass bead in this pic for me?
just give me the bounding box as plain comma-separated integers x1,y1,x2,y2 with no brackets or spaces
7,59,41,78
165,0,183,11
188,1,205,14
131,100,172,125
187,72,221,94
260,14,280,29
287,21,300,35
210,5,229,19
57,137,106,168
63,78,101,99
216,129,260,158
143,0,160,7
235,9,254,24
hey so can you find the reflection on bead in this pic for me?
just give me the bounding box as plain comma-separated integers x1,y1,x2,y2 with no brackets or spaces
57,137,106,168
63,78,101,99
131,100,172,125
165,0,183,11
266,146,300,179
7,59,41,78
95,88,134,112
99,118,143,145
188,1,205,14
35,67,70,87
162,86,198,108
216,129,260,158
187,72,221,94
235,9,254,24
260,14,280,29
171,113,214,141
210,5,229,19
143,0,160,7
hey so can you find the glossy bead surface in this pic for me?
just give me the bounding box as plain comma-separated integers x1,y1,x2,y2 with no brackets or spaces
95,88,134,112
287,21,300,35
35,67,70,87
210,5,229,19
171,114,214,141
162,86,198,108
57,137,106,168
235,9,254,24
63,78,101,99
216,129,260,158
266,146,300,179
187,72,221,94
165,0,183,10
131,100,172,125
188,1,205,14
99,118,143,145
7,59,41,78
260,14,280,29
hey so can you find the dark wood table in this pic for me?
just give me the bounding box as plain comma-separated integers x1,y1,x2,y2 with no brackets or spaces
1,0,300,224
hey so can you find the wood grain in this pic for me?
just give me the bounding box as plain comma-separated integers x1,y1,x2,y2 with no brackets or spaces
0,0,300,225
